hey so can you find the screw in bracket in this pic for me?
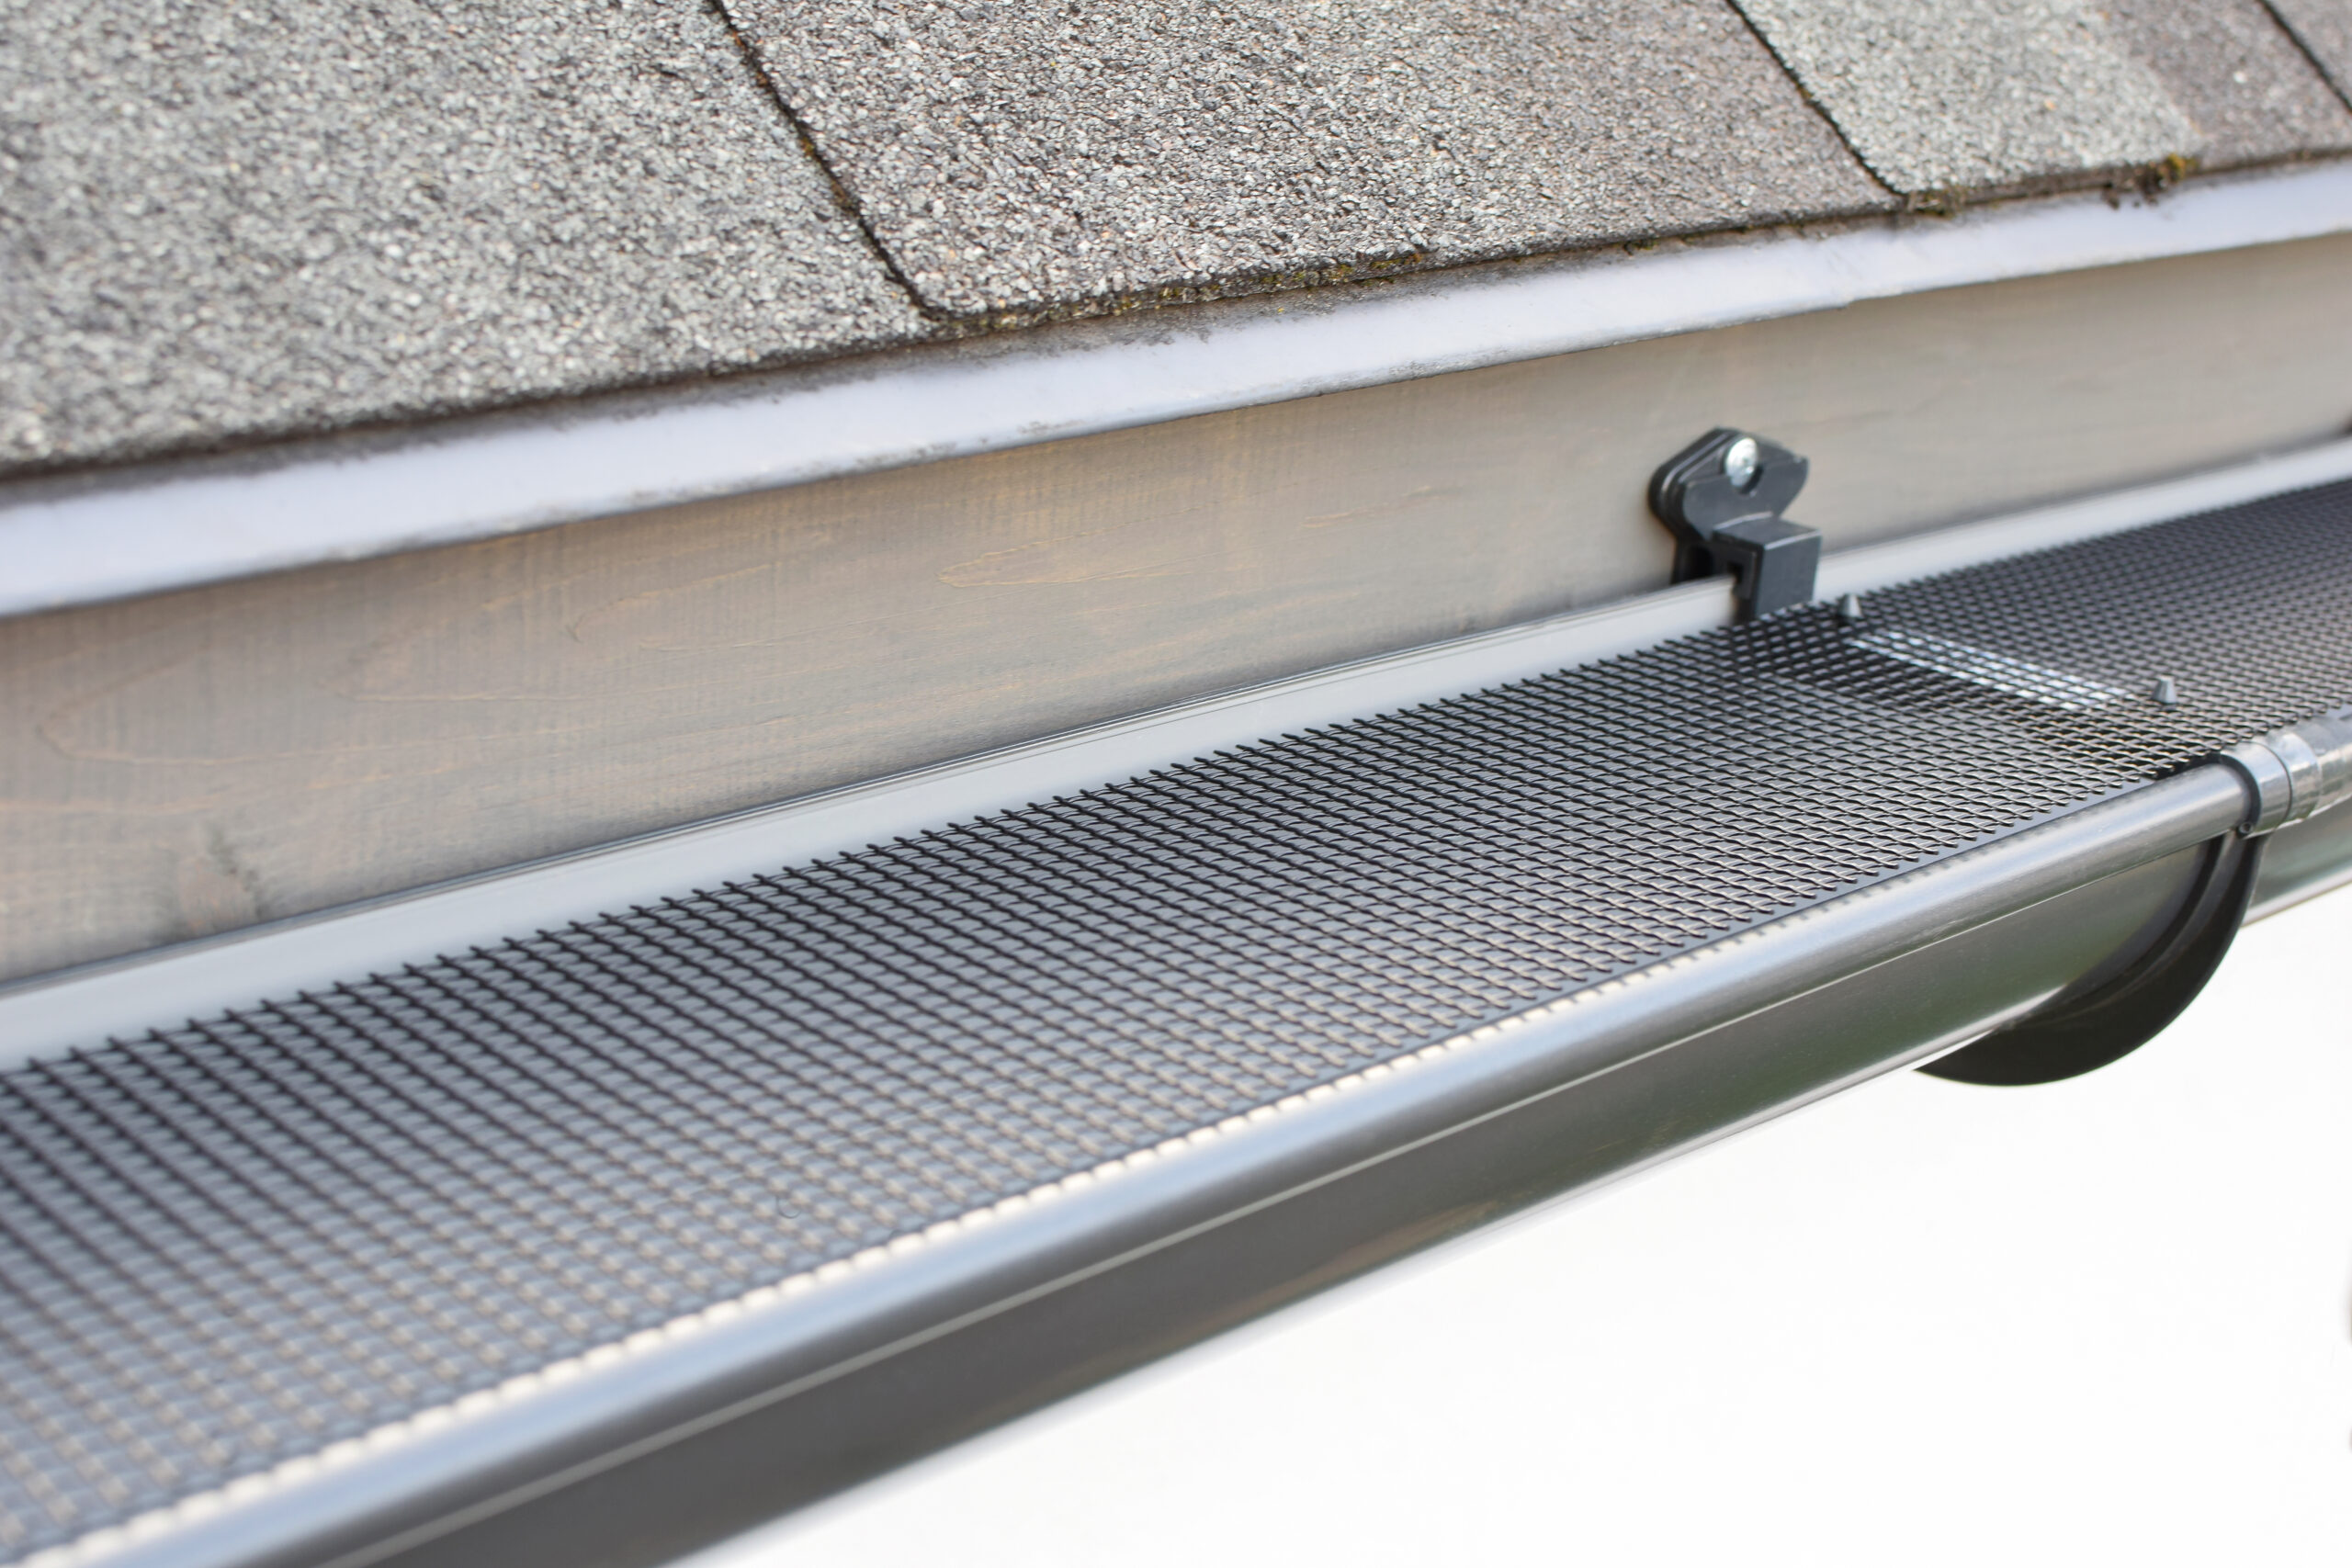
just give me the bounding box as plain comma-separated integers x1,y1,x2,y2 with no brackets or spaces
1722,435,1761,493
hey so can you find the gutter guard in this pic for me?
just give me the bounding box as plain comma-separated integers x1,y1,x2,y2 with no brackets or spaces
6,476,2352,1568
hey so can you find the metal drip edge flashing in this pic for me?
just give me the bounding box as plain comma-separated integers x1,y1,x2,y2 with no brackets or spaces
52,765,2256,1568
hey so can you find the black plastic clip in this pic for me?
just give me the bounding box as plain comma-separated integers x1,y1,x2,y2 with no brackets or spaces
1647,428,1820,621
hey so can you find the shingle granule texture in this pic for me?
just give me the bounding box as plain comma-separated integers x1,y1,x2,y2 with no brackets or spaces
2102,0,2352,164
730,0,1894,318
0,0,929,478
2267,0,2352,105
1731,0,2201,194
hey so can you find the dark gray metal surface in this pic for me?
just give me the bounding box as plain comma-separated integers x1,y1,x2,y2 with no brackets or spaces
58,768,2267,1568
2251,792,2352,914
5,483,2352,1565
388,841,2212,1568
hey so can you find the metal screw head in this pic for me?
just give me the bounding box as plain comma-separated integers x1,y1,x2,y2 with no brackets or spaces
1722,435,1761,492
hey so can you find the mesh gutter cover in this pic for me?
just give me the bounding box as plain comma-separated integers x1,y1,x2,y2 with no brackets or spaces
6,486,2352,1561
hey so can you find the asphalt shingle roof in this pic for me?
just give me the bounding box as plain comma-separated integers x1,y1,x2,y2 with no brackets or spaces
0,0,926,475
2101,0,2352,167
2,0,2347,480
1734,0,2352,195
735,0,1889,317
2270,0,2352,104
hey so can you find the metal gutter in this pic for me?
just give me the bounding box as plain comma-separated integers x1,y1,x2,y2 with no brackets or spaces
6,434,2350,1067
4,159,2351,621
15,472,2352,1568
2248,803,2352,919
75,766,2257,1568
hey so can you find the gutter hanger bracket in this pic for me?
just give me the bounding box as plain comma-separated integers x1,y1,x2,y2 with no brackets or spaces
1647,427,1821,621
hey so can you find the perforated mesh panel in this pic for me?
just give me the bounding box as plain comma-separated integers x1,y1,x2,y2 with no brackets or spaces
5,484,2352,1557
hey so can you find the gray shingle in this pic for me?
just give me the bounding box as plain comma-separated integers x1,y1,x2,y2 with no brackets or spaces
730,0,1893,318
2094,0,2352,166
0,0,928,477
6,0,2347,485
1731,0,2201,195
2267,0,2352,105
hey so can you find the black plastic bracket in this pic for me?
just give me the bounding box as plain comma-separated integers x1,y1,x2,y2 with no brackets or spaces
1647,428,1821,621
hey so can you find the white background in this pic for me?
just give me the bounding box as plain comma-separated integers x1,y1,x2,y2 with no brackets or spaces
705,888,2352,1566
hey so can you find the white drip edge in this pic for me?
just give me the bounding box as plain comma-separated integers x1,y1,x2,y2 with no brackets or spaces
6,159,2352,621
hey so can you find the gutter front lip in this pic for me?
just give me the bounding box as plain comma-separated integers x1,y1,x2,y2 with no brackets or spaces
74,762,2256,1568
4,157,2351,622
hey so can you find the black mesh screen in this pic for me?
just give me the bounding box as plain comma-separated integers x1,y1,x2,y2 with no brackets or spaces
5,483,2351,1557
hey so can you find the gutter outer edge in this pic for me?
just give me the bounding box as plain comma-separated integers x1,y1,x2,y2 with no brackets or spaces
4,159,2352,620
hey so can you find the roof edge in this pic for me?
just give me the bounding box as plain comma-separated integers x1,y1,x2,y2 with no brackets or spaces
5,158,2351,621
